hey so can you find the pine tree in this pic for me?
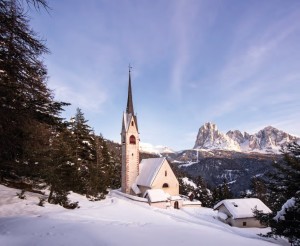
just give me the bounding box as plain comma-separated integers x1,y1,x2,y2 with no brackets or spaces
193,176,213,207
250,177,267,204
86,134,109,199
212,179,233,205
0,0,68,179
255,142,300,245
41,127,79,208
69,108,96,194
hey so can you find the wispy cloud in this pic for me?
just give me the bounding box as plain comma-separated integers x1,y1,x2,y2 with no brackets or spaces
169,1,198,98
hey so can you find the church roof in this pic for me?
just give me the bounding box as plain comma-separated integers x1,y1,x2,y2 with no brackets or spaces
126,68,134,115
136,157,166,187
122,112,138,133
122,68,138,132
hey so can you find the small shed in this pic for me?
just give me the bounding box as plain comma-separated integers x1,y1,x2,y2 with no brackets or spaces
144,189,170,209
213,198,271,228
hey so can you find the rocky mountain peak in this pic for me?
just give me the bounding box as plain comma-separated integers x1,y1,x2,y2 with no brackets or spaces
194,123,299,154
194,122,241,151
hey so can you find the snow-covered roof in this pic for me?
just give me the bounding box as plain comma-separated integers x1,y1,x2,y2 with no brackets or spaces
145,189,169,203
213,198,271,219
169,196,182,201
131,183,141,195
136,157,166,187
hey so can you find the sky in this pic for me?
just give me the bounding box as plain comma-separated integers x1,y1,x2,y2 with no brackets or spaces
28,0,300,150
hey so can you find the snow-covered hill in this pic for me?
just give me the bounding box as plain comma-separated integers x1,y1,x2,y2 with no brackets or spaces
194,122,299,154
140,142,175,155
0,185,287,246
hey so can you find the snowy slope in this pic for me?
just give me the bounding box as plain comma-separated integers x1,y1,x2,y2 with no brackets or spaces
0,185,288,246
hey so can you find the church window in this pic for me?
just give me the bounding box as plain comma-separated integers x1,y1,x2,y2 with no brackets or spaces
165,170,167,176
162,183,169,188
131,121,134,126
129,135,136,144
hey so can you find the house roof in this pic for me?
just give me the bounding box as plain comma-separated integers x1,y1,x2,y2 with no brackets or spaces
145,189,169,203
213,198,271,219
136,157,166,187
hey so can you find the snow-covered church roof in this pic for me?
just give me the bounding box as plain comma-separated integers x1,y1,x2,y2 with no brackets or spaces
213,198,271,219
136,157,166,187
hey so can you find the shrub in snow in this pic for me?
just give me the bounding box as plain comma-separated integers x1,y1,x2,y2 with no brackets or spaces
87,193,106,201
48,191,79,209
38,197,46,207
16,189,26,199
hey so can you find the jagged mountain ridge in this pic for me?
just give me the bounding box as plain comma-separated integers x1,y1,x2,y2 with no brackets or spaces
194,122,299,154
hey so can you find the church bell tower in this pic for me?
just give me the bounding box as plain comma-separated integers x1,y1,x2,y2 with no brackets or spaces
121,68,139,194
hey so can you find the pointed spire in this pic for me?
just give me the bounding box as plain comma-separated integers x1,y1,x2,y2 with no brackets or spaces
126,66,134,115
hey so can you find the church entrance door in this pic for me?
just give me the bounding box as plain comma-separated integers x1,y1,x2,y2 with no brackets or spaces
174,201,179,209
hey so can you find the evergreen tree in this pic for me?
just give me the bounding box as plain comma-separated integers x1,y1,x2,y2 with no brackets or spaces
193,176,213,207
255,142,300,245
69,108,96,194
86,134,109,199
250,177,267,204
0,0,68,179
43,129,77,203
212,179,233,205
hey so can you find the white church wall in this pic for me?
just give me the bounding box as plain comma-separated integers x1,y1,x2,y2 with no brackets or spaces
151,160,179,196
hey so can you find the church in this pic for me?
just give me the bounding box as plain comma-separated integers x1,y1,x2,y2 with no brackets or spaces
120,68,183,208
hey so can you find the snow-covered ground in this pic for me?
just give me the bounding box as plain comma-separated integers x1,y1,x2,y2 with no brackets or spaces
0,185,288,246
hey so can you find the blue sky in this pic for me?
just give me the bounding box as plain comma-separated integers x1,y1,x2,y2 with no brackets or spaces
29,0,300,150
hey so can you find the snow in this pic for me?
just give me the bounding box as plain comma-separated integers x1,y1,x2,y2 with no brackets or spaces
139,142,174,154
145,189,169,202
0,185,287,246
218,211,228,220
136,157,165,187
274,197,295,221
131,183,141,195
178,161,198,168
214,198,272,219
182,177,197,188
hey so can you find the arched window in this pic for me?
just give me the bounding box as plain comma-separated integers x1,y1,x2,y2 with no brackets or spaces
131,121,134,126
129,135,136,144
165,170,167,176
162,183,169,188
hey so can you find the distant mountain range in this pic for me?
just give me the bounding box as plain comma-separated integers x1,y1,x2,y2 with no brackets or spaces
194,122,299,154
140,123,299,155
139,142,174,155
151,123,299,195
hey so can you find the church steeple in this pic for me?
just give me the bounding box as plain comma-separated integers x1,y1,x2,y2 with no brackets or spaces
121,66,140,195
126,67,134,115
